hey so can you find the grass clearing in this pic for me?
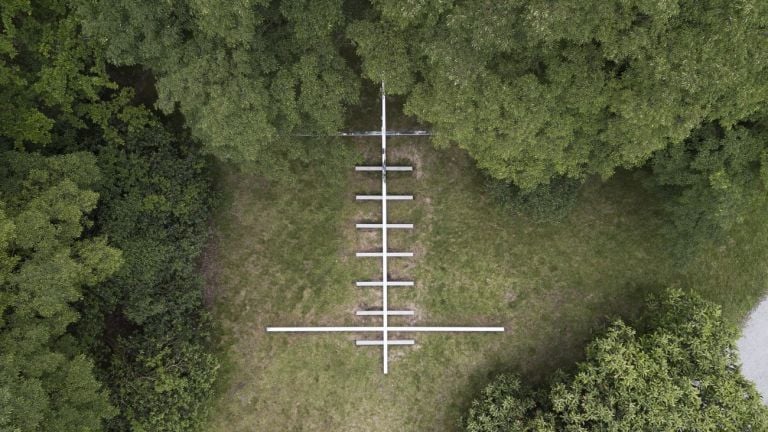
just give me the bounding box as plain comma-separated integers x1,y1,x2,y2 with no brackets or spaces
205,139,768,432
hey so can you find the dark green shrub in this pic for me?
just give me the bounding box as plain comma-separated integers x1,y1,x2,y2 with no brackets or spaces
464,374,554,432
486,176,582,223
75,125,219,432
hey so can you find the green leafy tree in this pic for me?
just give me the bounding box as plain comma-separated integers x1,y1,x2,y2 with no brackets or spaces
2,3,219,431
649,116,768,253
107,315,219,432
0,0,150,150
0,151,121,431
465,374,555,432
90,127,213,324
73,126,219,432
465,290,768,431
75,0,359,175
352,0,768,190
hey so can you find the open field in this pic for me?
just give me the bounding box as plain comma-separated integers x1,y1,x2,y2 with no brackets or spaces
204,139,768,432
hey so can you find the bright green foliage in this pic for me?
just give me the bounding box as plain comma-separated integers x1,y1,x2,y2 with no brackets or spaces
0,1,150,150
0,151,121,432
74,126,219,432
550,291,768,430
107,317,219,432
464,374,555,432
649,117,768,252
75,0,359,174
352,0,768,190
347,20,416,95
464,290,768,431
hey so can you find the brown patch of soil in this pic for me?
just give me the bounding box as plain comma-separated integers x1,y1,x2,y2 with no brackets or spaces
389,144,425,180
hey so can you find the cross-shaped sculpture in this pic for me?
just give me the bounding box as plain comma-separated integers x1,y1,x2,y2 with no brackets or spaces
267,84,504,374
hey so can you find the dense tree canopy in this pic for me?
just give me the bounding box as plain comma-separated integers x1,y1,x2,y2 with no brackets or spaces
464,291,768,431
75,0,359,175
78,126,219,432
650,116,768,250
0,0,149,150
0,151,120,431
2,2,219,431
72,0,768,242
352,0,768,190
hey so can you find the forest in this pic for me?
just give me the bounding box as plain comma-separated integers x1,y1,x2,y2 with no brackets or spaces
2,1,768,431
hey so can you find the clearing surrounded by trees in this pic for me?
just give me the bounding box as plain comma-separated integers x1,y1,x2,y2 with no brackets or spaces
4,1,768,431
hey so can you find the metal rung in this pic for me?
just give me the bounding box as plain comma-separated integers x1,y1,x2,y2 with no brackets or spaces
338,131,431,137
356,252,413,257
356,223,413,229
355,166,413,172
356,340,415,346
356,281,414,287
356,310,414,316
356,195,413,201
267,326,505,332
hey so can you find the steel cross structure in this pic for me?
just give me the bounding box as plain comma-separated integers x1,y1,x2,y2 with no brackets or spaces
267,84,504,374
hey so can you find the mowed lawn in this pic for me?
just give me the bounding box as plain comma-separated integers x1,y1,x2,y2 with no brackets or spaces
204,138,768,432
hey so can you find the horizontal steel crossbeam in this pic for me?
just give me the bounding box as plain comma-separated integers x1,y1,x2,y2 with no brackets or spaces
355,166,413,172
340,131,430,136
293,131,432,137
267,326,505,332
356,223,413,229
356,281,414,287
356,251,413,257
356,194,413,201
356,310,414,316
356,340,415,346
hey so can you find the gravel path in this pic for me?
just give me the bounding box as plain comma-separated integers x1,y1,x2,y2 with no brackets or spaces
738,295,768,403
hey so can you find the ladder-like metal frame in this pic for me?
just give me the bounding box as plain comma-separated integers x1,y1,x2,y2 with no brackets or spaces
267,84,504,374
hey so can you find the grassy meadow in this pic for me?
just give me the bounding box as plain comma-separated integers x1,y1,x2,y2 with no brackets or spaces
204,138,768,432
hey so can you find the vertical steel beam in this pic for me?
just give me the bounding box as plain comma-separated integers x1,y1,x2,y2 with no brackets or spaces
381,83,389,374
